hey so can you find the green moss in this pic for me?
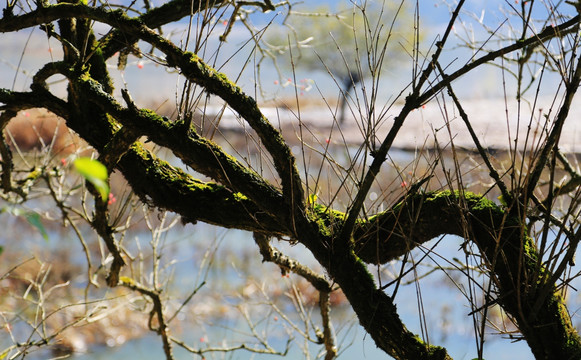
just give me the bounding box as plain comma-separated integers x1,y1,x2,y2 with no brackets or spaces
545,292,581,356
353,249,374,277
466,193,496,211
426,345,449,359
88,45,114,93
130,143,243,199
523,236,539,264
424,190,497,211
138,108,172,130
311,214,332,237
309,203,346,237
232,192,248,201
185,51,200,63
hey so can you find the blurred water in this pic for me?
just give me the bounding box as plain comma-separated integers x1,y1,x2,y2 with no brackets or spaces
0,205,541,360
67,224,536,360
1,142,573,359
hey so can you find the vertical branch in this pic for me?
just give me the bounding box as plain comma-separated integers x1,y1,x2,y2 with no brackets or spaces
44,173,100,288
338,0,466,241
525,50,581,199
253,232,337,358
121,278,175,360
0,109,17,194
91,187,125,287
319,290,337,360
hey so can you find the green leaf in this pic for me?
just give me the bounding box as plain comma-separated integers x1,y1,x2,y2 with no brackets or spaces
9,208,49,242
74,157,110,201
24,211,49,242
0,245,3,255
74,157,108,181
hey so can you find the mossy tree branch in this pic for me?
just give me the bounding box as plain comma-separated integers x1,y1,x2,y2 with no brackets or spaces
2,2,581,359
317,190,581,359
72,73,289,223
100,0,226,59
0,88,285,235
67,73,450,358
1,61,453,360
0,2,307,230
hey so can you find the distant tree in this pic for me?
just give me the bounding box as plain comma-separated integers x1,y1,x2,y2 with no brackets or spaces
263,1,415,123
1,1,581,360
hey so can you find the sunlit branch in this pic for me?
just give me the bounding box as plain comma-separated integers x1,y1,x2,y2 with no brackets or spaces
0,2,307,228
73,74,288,221
416,15,581,106
338,0,466,247
120,277,174,360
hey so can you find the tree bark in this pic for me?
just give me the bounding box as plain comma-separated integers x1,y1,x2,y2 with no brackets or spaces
1,3,581,359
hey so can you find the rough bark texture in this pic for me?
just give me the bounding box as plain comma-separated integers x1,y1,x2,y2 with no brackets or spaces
1,2,581,359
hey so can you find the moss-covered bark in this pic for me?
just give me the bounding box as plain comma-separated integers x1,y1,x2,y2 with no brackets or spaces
1,2,581,359
312,230,452,360
317,191,581,359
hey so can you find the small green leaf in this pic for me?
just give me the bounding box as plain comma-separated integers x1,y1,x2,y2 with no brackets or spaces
0,246,3,255
74,157,108,180
24,211,49,242
74,157,110,201
9,208,49,242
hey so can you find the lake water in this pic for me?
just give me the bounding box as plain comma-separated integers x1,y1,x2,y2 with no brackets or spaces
0,141,577,360
64,224,537,360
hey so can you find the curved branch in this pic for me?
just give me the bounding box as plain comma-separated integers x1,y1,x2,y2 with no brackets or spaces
69,74,293,231
118,148,285,234
336,10,581,247
0,60,446,360
337,0,466,247
320,190,581,359
100,0,226,58
319,233,452,360
156,32,307,221
0,87,284,234
0,3,306,225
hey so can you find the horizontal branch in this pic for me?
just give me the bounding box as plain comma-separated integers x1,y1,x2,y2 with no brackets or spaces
316,190,581,359
0,86,284,234
350,191,499,264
